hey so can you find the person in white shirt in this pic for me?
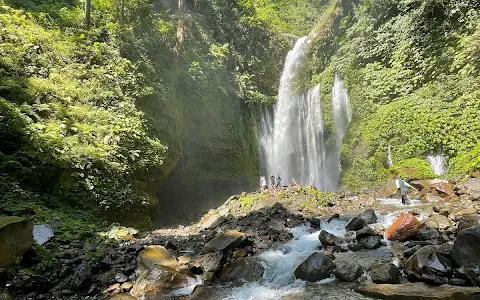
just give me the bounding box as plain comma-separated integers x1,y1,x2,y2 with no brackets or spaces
394,176,415,205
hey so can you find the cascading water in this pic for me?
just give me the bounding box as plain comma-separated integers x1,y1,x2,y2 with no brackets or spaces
259,37,351,191
387,144,394,167
426,154,447,176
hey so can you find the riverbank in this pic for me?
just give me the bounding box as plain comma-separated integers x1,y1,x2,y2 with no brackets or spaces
2,177,480,299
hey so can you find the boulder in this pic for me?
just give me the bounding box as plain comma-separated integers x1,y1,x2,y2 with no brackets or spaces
356,226,380,240
333,261,363,282
422,215,452,230
318,230,342,247
189,252,224,274
219,257,264,282
200,213,226,230
202,230,245,254
138,245,193,278
346,217,368,232
449,209,478,221
405,245,452,283
416,227,440,241
457,215,480,232
0,217,33,267
294,252,336,282
451,226,480,266
386,214,420,241
327,213,340,223
424,194,446,203
344,231,357,242
431,181,455,198
359,236,382,249
357,209,377,224
357,282,480,299
370,263,400,284
458,264,480,286
457,178,480,195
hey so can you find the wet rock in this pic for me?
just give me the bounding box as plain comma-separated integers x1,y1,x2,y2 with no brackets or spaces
424,194,445,203
318,230,342,247
138,245,193,277
423,214,452,230
68,262,93,291
131,268,189,297
0,216,33,268
356,226,380,240
345,217,368,232
451,226,480,266
8,269,51,295
416,227,440,241
386,213,420,241
457,215,480,232
344,231,357,242
200,213,226,230
357,209,377,224
219,257,264,282
333,244,349,253
294,252,336,282
105,283,121,297
348,243,362,251
327,213,340,223
423,220,440,230
405,245,452,283
333,261,363,282
359,236,382,249
202,230,246,254
189,252,223,274
370,263,400,284
357,282,480,299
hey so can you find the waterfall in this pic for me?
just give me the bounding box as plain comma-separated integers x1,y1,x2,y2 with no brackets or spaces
387,144,394,167
426,154,447,176
258,37,351,191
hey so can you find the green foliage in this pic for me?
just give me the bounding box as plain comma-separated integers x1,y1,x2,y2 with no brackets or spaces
449,143,480,176
390,157,436,180
298,186,333,207
239,192,267,208
302,0,480,190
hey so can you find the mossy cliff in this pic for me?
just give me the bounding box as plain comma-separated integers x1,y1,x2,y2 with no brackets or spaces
296,0,480,191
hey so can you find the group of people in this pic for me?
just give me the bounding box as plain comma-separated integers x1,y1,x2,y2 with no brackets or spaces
259,174,282,190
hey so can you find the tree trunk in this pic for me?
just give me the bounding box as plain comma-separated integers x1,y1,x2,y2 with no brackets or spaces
85,0,91,28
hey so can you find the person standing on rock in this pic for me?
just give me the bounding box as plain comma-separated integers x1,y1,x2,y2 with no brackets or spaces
275,174,282,188
260,176,267,190
270,174,275,189
394,176,415,205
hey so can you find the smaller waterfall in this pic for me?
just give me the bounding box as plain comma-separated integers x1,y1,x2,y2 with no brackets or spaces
426,154,447,176
387,145,394,167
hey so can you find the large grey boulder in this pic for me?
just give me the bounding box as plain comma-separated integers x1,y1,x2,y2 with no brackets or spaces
346,217,368,232
0,217,33,268
370,263,400,284
202,230,246,254
405,245,452,283
219,257,264,282
333,261,363,282
359,236,382,249
318,230,342,247
294,252,336,282
357,209,377,224
451,226,480,266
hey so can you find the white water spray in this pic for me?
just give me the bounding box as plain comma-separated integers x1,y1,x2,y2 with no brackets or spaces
426,154,447,176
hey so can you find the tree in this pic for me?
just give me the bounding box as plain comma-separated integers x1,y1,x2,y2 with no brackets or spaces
85,0,91,28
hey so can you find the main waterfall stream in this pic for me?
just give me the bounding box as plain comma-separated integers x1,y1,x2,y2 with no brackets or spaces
259,37,351,191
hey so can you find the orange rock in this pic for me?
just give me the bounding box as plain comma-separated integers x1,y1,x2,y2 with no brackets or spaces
431,182,454,198
385,214,420,241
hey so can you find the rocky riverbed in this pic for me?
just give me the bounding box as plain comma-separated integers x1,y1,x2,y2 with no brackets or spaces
2,177,480,299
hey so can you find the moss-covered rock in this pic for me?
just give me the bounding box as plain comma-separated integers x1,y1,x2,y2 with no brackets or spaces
0,217,33,268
